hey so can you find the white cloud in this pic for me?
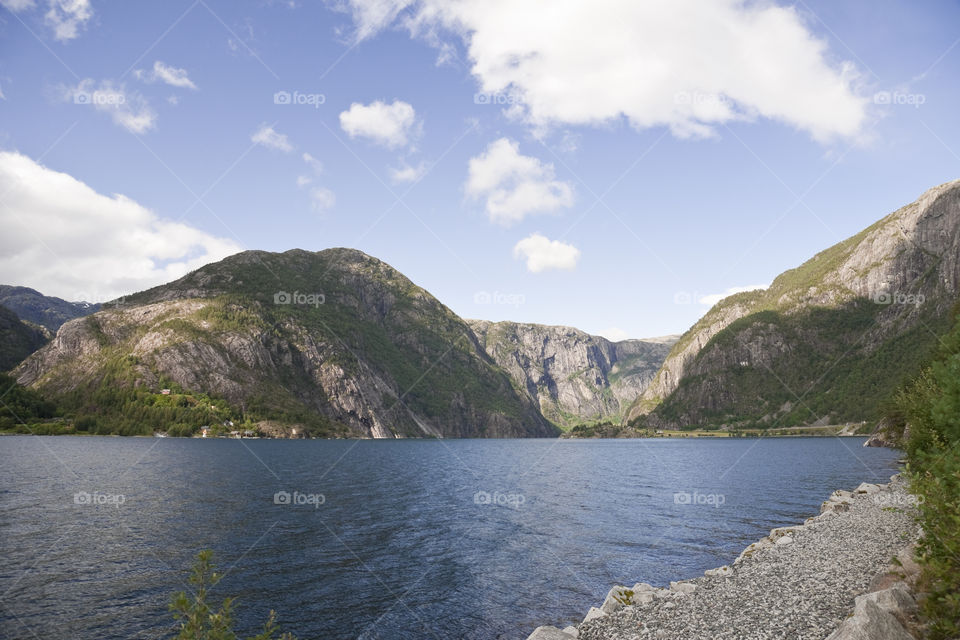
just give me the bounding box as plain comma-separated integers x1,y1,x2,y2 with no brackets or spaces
136,61,198,90
302,152,323,175
389,160,426,184
296,175,312,188
0,151,242,302
45,0,93,41
698,284,768,306
344,0,868,142
339,99,418,148
512,233,580,273
466,137,573,225
64,79,156,134
308,186,336,211
251,124,293,152
0,0,36,12
598,327,630,342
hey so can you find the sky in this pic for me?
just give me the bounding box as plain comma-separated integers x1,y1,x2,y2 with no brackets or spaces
0,0,958,340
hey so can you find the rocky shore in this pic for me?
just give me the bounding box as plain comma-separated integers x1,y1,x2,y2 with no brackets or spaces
528,475,922,640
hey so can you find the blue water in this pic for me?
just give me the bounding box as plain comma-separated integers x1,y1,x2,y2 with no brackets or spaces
0,436,900,639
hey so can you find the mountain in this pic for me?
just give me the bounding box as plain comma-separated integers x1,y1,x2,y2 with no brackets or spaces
0,285,100,332
628,179,960,429
468,319,676,428
0,305,49,372
14,249,557,438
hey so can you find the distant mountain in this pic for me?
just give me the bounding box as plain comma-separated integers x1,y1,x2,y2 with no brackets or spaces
0,285,100,332
628,179,960,429
468,319,676,428
0,305,48,372
15,249,557,438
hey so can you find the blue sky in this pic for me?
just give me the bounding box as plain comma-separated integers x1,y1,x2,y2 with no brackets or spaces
1,0,958,340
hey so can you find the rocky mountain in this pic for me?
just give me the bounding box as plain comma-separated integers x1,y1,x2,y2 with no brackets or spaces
0,285,100,332
468,319,676,428
628,179,960,429
0,305,48,372
14,249,557,438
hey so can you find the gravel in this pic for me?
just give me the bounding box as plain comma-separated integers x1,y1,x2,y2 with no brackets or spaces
574,476,919,640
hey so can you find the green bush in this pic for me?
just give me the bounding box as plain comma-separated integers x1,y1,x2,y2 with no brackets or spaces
170,550,297,640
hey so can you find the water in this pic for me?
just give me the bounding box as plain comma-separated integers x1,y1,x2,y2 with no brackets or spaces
0,436,900,639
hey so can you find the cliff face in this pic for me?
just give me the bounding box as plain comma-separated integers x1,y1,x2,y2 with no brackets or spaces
15,249,557,438
468,319,676,427
628,179,960,428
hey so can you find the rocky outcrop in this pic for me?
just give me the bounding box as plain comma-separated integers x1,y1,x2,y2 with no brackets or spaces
629,179,960,428
14,249,557,439
468,319,676,427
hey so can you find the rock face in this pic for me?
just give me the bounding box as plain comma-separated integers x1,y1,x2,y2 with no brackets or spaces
0,285,100,332
14,249,557,439
629,179,960,428
468,319,676,427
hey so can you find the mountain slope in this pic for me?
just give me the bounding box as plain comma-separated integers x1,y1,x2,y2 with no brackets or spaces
0,285,100,332
628,179,960,428
468,319,675,428
15,249,557,438
0,305,48,371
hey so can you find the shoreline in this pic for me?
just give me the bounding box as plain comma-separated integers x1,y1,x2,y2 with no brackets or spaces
528,474,921,640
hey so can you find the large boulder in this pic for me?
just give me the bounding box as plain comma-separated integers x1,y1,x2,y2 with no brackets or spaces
825,583,917,640
526,625,577,640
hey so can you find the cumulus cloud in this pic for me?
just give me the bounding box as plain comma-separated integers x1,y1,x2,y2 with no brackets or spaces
251,124,293,152
343,0,867,141
45,0,93,41
466,137,573,225
698,284,768,306
339,99,418,148
0,151,242,302
136,61,198,90
64,79,156,134
307,186,336,211
512,233,580,273
389,160,426,184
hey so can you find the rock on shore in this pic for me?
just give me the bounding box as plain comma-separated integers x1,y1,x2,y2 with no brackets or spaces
528,475,920,640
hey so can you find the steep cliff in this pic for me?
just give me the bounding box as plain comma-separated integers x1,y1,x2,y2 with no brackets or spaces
15,249,557,438
629,179,960,428
468,319,676,427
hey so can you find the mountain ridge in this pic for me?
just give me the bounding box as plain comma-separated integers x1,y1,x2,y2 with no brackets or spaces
628,178,960,429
